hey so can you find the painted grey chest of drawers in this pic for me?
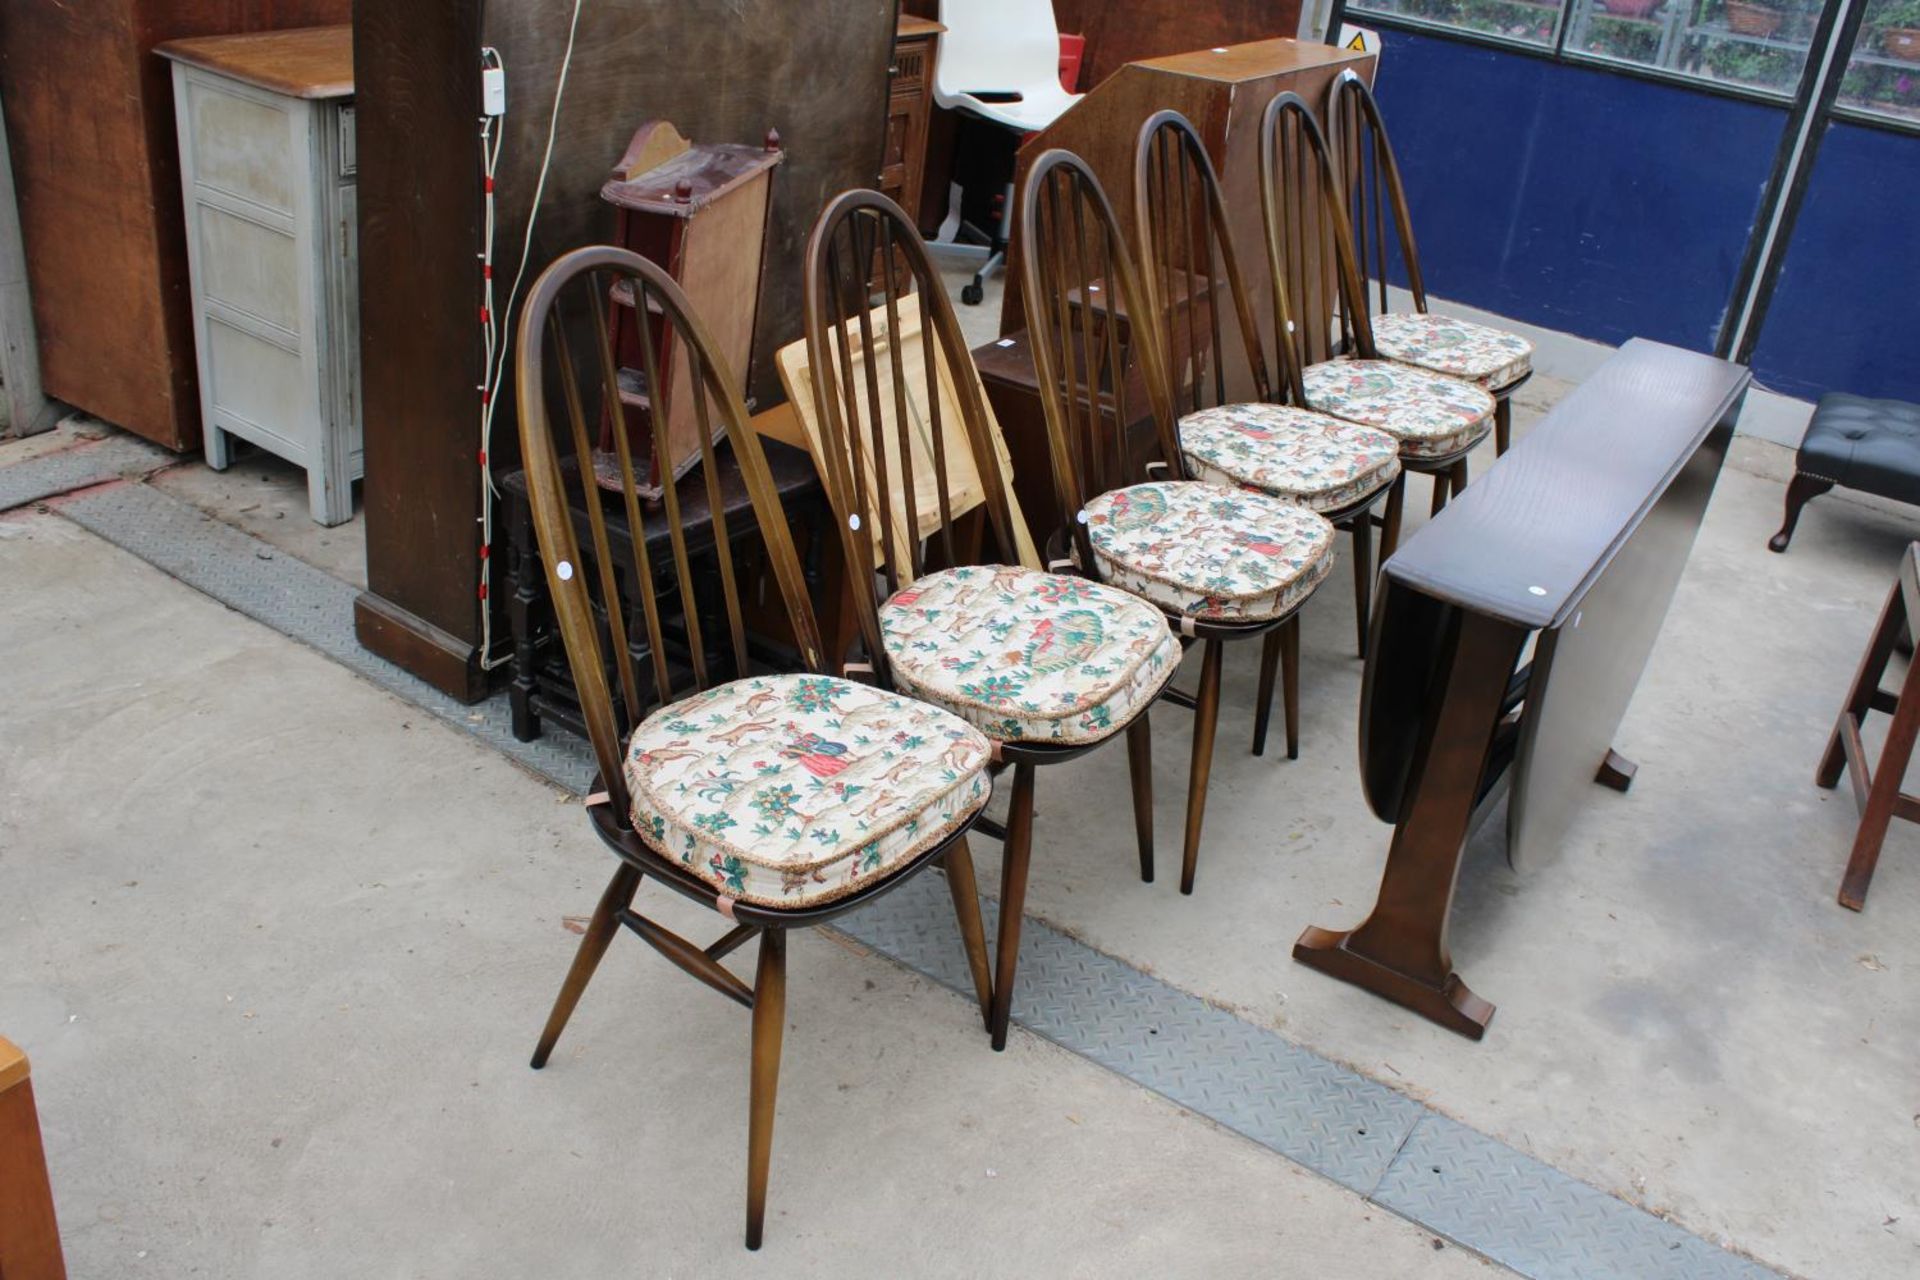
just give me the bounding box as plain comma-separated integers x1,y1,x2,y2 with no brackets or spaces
158,26,360,526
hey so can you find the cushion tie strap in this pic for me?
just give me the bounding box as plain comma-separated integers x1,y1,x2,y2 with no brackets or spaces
716,895,739,922
584,790,612,808
1179,616,1197,638
1048,558,1075,574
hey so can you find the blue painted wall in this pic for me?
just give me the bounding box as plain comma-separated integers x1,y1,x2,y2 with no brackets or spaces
1370,30,1786,351
1747,121,1920,404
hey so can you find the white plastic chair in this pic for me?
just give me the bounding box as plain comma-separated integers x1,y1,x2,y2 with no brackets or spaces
930,0,1084,303
933,0,1082,132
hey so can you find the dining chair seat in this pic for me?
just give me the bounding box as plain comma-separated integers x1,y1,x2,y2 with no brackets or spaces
1179,403,1401,513
1302,358,1496,459
1369,311,1533,391
624,673,994,908
1083,480,1336,623
880,565,1180,745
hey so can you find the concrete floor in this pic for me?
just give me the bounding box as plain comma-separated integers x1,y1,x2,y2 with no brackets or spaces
0,512,1493,1278
4,284,1918,1277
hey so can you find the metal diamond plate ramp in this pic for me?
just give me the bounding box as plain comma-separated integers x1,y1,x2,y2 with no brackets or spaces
0,432,172,511
1373,1114,1776,1279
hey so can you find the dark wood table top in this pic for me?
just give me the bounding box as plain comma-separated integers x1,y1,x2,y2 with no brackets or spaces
155,25,353,99
1384,338,1751,630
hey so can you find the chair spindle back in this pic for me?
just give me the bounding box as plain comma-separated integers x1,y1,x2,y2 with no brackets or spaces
1327,70,1427,321
802,189,1023,685
1019,148,1180,572
1258,92,1375,374
1133,109,1289,411
515,245,825,820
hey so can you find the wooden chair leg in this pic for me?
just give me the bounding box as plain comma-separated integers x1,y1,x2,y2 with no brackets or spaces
1126,713,1155,883
530,862,643,1069
1349,512,1374,659
1769,472,1834,553
1494,395,1512,455
744,928,787,1250
1379,475,1407,562
1252,628,1280,756
1429,468,1451,517
1452,457,1470,498
942,838,994,1027
1180,638,1224,896
988,762,1037,1051
1281,616,1301,761
1819,577,1904,789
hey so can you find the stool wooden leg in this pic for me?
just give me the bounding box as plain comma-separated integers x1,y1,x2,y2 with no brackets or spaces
1281,616,1301,761
1180,638,1224,896
1839,659,1920,910
988,762,1037,1051
744,928,787,1250
1494,396,1512,455
1769,472,1833,553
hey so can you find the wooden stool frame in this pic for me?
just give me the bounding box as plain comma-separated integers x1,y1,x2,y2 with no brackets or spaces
1817,542,1920,910
1259,91,1483,563
1325,70,1531,457
515,246,992,1249
1021,148,1326,896
1134,108,1388,667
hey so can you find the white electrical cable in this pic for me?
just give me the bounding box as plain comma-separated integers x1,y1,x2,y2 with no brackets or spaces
473,0,585,671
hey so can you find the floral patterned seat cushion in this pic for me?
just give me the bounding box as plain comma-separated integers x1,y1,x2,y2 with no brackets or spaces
623,674,992,909
879,565,1179,745
1370,311,1533,390
1083,481,1335,622
1303,359,1495,459
1179,403,1401,512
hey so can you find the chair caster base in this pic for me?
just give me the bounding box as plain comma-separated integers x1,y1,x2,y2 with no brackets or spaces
961,281,985,306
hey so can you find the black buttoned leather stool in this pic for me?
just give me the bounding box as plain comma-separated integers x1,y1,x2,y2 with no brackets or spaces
1770,393,1920,552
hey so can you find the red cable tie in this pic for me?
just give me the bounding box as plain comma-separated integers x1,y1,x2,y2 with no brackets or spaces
484,176,495,193
478,450,488,466
480,544,491,560
479,389,491,405
478,583,489,601
480,306,491,324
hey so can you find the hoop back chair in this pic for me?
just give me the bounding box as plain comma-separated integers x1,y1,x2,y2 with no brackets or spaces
1326,71,1534,454
1021,148,1337,894
1134,110,1401,666
1259,93,1497,561
516,246,996,1249
803,189,1178,1050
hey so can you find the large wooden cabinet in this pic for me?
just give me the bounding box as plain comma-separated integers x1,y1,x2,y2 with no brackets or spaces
0,0,351,451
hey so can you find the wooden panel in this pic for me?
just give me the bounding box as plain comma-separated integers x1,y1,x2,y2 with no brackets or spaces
350,0,485,698
154,23,351,98
1055,0,1304,87
0,0,350,450
0,1038,66,1280
997,38,1373,339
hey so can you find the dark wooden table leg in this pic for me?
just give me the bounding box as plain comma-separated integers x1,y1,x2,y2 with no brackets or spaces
1595,749,1637,792
1293,610,1528,1039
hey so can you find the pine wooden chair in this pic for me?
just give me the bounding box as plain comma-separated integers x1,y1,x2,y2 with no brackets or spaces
1259,92,1497,562
1134,109,1401,670
1020,149,1338,895
1327,70,1534,457
802,189,1178,1051
517,246,997,1250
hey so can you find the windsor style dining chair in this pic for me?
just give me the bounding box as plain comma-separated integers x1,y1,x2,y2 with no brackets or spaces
801,189,1178,1051
1259,92,1497,562
517,246,997,1250
1133,109,1401,671
1326,70,1534,456
1020,149,1337,895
